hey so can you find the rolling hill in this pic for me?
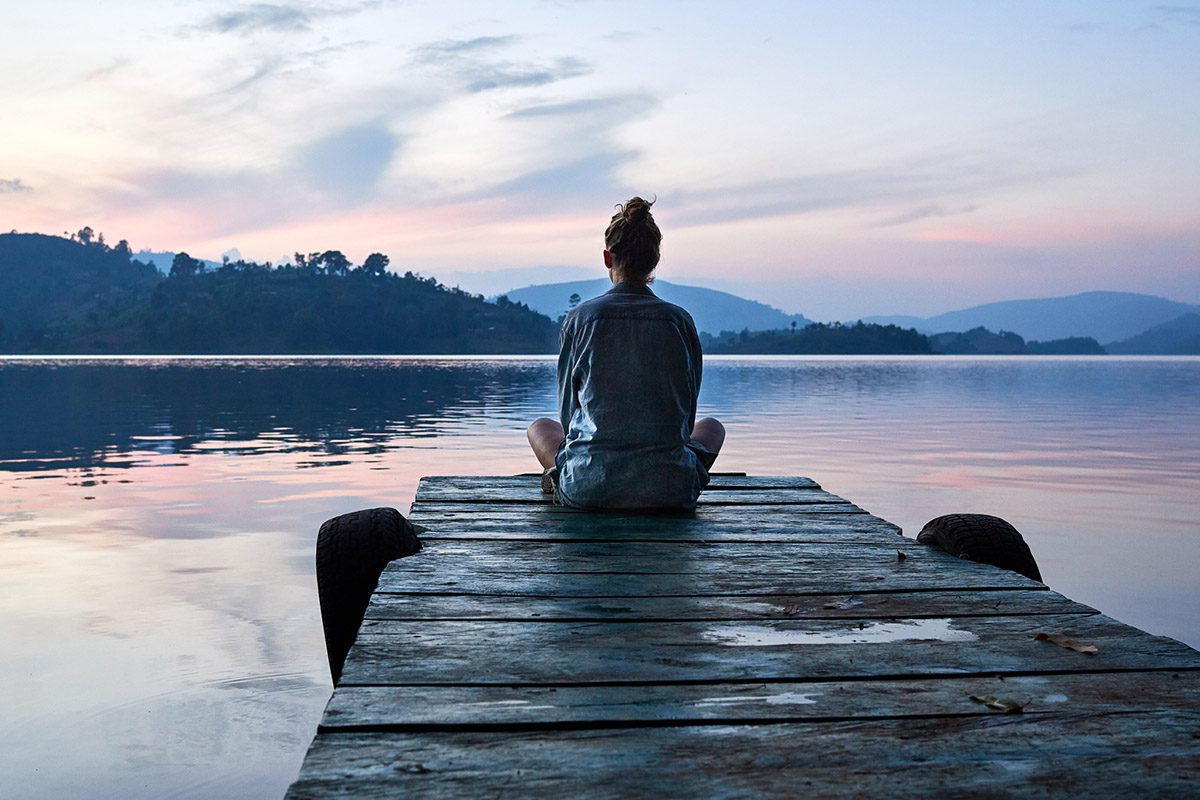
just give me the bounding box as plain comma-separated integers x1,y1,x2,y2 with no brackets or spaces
502,279,811,336
863,291,1200,343
1106,313,1200,355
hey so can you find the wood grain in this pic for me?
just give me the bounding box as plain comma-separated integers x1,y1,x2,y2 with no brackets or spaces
362,588,1090,622
321,670,1200,729
286,710,1200,799
342,613,1200,685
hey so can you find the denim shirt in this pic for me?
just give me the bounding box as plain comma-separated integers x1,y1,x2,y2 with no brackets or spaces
554,282,708,511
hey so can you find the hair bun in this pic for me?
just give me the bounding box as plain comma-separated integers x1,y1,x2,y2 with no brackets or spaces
620,196,655,223
605,195,662,280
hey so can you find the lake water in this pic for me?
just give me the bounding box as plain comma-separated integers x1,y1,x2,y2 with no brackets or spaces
2,355,1198,799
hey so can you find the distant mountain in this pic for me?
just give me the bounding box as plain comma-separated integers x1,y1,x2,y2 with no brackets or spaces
436,266,595,298
863,291,1200,343
502,279,811,336
1106,313,1200,355
135,250,222,274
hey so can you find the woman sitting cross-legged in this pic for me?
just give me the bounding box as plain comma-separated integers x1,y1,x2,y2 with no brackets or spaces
527,196,724,511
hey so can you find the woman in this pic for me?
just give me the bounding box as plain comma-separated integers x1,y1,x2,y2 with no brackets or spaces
527,197,725,511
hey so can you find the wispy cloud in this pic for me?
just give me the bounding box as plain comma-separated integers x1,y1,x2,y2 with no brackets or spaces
105,121,400,239
463,57,590,93
224,56,291,94
601,29,644,41
215,40,370,96
487,150,636,199
670,152,1075,228
300,40,371,64
0,178,32,194
193,1,384,36
504,94,656,120
81,58,133,83
199,3,313,34
462,94,659,210
1156,5,1200,25
412,35,591,94
878,203,980,227
415,35,520,59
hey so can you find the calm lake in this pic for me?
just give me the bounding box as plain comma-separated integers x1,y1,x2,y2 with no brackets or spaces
2,355,1198,799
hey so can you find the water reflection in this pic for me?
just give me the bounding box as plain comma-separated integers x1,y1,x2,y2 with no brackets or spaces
1,356,1197,799
0,358,553,475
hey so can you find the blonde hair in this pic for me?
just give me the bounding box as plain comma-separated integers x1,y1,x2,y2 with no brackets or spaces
604,196,661,280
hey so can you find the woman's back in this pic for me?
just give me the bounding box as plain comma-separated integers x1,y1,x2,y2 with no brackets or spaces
555,282,706,510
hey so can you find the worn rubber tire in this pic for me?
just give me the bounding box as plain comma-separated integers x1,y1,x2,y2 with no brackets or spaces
916,513,1042,582
316,507,422,684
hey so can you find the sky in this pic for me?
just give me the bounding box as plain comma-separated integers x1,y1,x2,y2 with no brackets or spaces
1,0,1197,319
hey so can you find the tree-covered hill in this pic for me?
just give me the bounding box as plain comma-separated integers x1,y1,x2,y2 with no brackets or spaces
930,327,1104,355
0,231,160,345
0,233,558,354
703,322,1106,355
704,322,933,354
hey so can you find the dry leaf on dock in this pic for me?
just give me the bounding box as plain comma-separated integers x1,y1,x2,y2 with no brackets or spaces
1035,632,1098,654
969,694,1026,714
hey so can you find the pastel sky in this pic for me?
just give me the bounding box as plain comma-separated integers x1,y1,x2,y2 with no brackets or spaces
1,1,1197,319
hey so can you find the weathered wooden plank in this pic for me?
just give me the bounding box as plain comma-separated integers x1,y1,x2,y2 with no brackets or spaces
321,670,1200,729
416,488,851,506
362,588,1090,622
410,501,878,520
418,475,821,492
342,613,1200,685
286,710,1200,799
410,525,902,544
374,541,1040,595
408,508,903,541
381,538,961,566
375,566,1037,597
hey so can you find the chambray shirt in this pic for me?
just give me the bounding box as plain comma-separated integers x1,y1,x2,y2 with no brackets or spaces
554,282,709,511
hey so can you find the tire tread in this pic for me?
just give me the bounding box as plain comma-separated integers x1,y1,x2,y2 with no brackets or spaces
316,507,421,684
917,513,1042,582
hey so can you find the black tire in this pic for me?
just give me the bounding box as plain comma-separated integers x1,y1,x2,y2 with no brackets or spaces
316,507,422,684
916,513,1042,582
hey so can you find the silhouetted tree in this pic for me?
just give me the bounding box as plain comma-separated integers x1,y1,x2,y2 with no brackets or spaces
320,250,351,276
76,227,94,246
170,252,201,278
362,252,389,277
568,293,581,309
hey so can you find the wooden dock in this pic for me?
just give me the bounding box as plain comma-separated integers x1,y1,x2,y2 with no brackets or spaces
287,475,1200,798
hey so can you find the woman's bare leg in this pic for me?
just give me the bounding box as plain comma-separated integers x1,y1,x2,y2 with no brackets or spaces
527,418,565,470
691,417,725,455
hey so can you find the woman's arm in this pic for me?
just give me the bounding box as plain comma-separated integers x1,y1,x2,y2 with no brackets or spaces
556,317,576,435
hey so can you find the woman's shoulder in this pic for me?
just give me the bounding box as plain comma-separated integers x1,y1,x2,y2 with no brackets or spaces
570,287,695,326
